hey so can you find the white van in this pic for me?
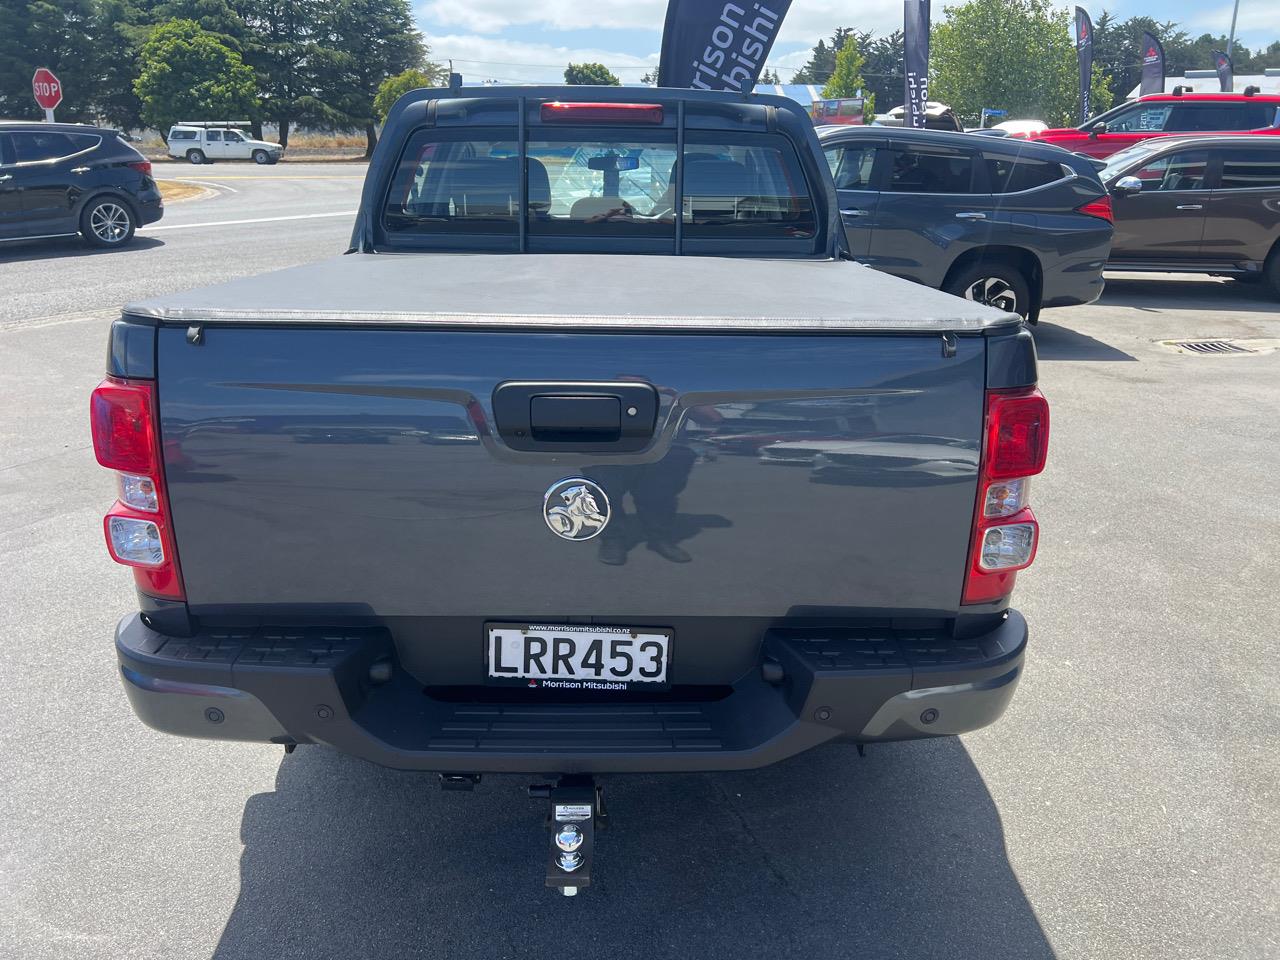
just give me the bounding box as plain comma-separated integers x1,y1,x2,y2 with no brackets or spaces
166,122,284,164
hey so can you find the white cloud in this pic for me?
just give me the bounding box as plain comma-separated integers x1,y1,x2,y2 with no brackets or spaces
428,34,660,84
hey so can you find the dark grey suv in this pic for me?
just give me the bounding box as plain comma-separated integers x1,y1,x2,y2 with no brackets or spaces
0,121,163,248
819,126,1113,321
1101,135,1280,293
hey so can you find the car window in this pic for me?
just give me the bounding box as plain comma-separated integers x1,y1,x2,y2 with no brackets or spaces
226,131,245,142
0,134,12,166
680,136,816,240
387,135,521,237
985,155,1065,193
1166,104,1248,132
10,131,86,163
885,145,977,193
168,129,198,141
1243,104,1280,129
526,138,676,238
1217,148,1280,189
1131,150,1210,191
825,143,878,190
206,130,223,142
1106,104,1172,132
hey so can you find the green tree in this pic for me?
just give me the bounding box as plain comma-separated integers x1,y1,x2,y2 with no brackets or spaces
311,0,425,156
821,38,875,116
373,65,445,120
0,0,97,122
134,19,257,134
238,0,332,146
564,62,620,85
759,68,780,84
932,0,1113,127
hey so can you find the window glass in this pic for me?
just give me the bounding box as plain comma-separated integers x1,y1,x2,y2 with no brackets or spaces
1166,104,1247,132
680,138,816,239
1218,149,1280,189
526,137,676,238
825,143,878,190
1132,150,1209,191
225,131,245,142
385,134,520,236
168,129,198,141
1243,104,1279,129
1105,104,1171,132
11,131,81,163
206,130,223,142
886,146,976,193
985,155,1065,193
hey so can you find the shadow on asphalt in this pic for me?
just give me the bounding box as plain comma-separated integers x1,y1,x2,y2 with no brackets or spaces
213,739,1054,960
1100,276,1278,314
0,235,164,263
1033,321,1136,362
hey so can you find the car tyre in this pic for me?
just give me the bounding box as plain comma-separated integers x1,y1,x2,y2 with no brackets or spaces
81,197,136,248
944,261,1032,320
186,149,206,165
252,149,270,165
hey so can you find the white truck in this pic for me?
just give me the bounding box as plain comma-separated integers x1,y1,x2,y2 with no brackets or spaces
166,121,283,165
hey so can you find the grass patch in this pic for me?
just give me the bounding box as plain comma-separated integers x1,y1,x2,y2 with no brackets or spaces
158,180,208,202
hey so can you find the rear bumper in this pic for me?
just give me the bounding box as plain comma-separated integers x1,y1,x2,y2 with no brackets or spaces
115,611,1028,773
1041,254,1107,308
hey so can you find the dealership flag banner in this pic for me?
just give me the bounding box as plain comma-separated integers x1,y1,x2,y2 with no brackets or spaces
657,1,794,91
1075,7,1093,123
1140,30,1165,96
903,0,931,128
1214,50,1233,92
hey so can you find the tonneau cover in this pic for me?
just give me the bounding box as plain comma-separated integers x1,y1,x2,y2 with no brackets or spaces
125,253,1021,334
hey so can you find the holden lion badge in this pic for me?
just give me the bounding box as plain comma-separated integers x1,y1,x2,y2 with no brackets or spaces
543,478,610,541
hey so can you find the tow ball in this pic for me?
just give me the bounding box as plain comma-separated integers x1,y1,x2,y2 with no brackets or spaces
529,775,606,896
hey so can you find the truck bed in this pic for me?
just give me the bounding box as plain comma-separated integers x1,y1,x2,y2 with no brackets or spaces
124,253,1021,334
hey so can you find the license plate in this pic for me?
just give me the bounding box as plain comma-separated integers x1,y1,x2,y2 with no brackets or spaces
486,623,672,690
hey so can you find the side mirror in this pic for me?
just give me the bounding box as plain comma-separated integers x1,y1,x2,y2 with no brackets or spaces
1089,121,1107,138
1112,175,1143,196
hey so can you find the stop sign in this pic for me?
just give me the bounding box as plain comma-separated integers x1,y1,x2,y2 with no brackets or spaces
32,68,63,111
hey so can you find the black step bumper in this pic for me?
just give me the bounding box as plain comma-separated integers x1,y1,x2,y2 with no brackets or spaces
115,611,1028,773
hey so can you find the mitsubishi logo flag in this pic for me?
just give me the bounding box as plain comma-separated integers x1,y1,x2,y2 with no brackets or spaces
657,1,794,91
1214,50,1233,92
1140,30,1165,96
903,0,931,128
1075,7,1093,124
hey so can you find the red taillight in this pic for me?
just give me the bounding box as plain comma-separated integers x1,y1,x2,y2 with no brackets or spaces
1075,195,1113,223
540,102,664,124
962,387,1049,605
127,159,152,176
91,378,185,600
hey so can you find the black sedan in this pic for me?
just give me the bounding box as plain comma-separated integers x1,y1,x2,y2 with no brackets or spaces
818,125,1113,321
1100,134,1280,294
0,121,163,248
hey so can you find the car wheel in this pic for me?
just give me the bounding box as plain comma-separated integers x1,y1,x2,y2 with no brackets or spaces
252,149,270,165
81,198,136,248
944,262,1032,319
186,149,206,165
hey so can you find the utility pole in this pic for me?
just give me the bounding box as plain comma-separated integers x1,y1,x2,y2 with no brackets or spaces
1226,0,1240,58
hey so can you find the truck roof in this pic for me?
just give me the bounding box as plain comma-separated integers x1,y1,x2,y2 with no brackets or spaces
124,253,1020,335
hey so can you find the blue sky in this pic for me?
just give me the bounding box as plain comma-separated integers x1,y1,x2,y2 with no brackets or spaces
413,0,1279,85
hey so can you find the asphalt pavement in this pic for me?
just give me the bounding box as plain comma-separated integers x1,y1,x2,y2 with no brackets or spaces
1,166,1277,960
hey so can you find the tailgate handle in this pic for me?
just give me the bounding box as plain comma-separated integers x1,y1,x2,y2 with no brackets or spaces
493,381,659,452
530,396,620,442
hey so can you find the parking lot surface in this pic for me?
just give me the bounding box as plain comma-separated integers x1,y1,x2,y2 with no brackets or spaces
1,165,1277,959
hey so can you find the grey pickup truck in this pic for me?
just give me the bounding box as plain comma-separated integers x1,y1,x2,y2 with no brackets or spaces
93,86,1049,894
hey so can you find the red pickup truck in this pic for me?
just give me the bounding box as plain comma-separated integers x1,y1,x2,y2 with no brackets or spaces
1019,92,1280,158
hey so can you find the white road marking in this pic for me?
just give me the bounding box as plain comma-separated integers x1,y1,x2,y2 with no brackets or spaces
141,210,357,232
160,177,239,193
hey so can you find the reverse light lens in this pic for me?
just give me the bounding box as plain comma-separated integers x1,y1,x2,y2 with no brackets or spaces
91,381,155,474
983,478,1028,518
107,515,165,566
979,523,1037,571
119,473,158,512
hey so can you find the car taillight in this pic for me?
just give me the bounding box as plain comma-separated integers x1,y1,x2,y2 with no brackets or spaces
1075,196,1113,223
962,387,1049,605
540,102,664,124
127,160,152,176
91,378,185,600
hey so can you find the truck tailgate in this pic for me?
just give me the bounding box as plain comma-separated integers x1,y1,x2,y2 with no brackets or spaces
157,325,986,619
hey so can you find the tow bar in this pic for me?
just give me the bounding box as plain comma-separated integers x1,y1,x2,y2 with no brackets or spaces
529,775,606,896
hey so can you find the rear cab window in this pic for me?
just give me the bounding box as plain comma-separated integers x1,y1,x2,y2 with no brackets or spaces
380,98,820,255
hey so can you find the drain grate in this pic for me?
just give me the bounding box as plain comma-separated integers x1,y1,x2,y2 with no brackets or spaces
1163,339,1257,355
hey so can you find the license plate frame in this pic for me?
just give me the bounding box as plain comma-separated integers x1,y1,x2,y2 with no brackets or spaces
485,622,673,691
